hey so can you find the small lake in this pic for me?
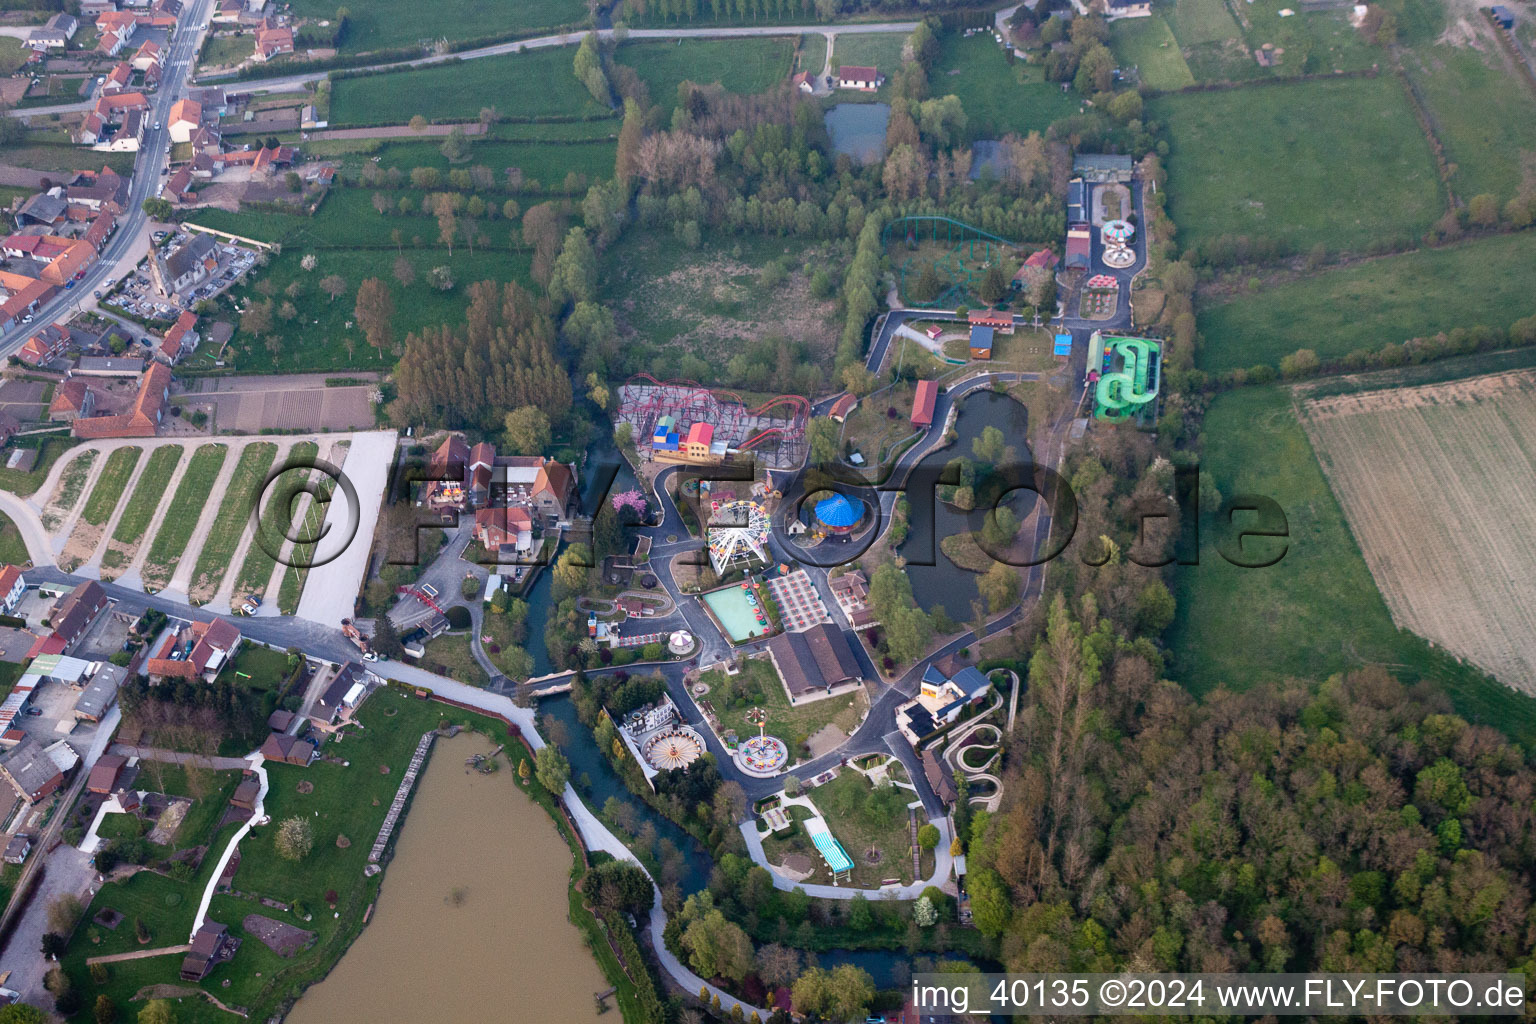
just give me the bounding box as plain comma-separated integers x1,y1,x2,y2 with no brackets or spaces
826,103,890,163
286,732,607,1024
900,390,1034,621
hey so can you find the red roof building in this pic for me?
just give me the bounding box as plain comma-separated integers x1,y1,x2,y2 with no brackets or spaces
72,362,172,438
473,506,533,554
911,380,938,427
828,393,857,423
157,310,198,364
967,309,1014,334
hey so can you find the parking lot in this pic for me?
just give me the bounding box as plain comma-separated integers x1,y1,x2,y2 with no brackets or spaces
68,608,136,662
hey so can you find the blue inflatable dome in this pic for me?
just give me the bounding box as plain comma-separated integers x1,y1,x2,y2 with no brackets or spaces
814,494,863,528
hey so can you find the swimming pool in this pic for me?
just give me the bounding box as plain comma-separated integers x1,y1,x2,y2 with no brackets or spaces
702,585,770,643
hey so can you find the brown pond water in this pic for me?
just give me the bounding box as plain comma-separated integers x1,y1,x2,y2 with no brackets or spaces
287,732,608,1024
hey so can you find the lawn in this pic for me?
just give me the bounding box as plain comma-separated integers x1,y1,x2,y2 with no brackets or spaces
286,0,586,52
419,633,487,686
1150,75,1441,258
1197,231,1536,371
368,137,618,184
828,32,907,80
329,48,606,125
142,443,229,590
0,36,27,75
0,512,28,567
3,142,135,176
614,36,797,110
101,445,183,577
930,32,1084,138
1167,384,1536,746
763,769,915,888
189,442,279,602
699,657,868,759
1166,0,1242,46
222,644,293,693
230,442,318,601
79,446,142,527
199,31,252,66
1110,15,1195,91
798,33,828,76
213,245,532,373
0,433,75,498
1403,42,1536,204
1240,0,1380,77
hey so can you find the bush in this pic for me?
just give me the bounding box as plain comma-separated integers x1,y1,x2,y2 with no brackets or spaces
917,823,940,850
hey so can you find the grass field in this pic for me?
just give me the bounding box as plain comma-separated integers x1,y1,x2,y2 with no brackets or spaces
1166,0,1242,46
369,138,618,183
230,441,319,601
1197,232,1536,371
1111,15,1196,91
189,442,279,603
614,37,797,110
1300,371,1536,692
1167,384,1536,746
101,445,183,577
79,446,142,527
141,444,228,590
0,434,74,498
210,245,532,373
1151,75,1441,257
4,142,135,177
0,512,28,567
287,0,586,52
1403,43,1536,203
329,48,606,125
798,32,828,76
199,31,252,66
600,232,841,379
828,31,907,78
931,33,1084,138
0,36,27,75
41,448,97,532
1241,0,1379,76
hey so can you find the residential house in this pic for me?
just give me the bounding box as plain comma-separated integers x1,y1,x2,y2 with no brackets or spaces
144,617,241,680
102,60,133,93
105,108,146,152
94,11,138,55
0,566,25,614
130,37,161,71
309,662,374,727
87,753,127,794
150,232,217,297
0,739,66,803
48,580,108,646
39,239,96,285
765,623,862,701
48,379,96,423
0,275,53,332
259,732,315,766
26,12,78,50
157,310,198,364
67,167,132,214
17,324,70,367
254,19,294,60
180,922,236,981
72,361,173,438
473,506,533,555
167,97,202,143
423,434,469,508
836,65,882,91
790,70,814,93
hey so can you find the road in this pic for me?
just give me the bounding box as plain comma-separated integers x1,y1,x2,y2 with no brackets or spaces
0,0,216,362
205,21,919,94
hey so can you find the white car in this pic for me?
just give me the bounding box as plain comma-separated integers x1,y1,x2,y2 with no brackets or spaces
20,314,33,324
153,121,162,131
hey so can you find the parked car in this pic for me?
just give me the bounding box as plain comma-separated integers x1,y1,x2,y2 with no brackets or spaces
64,281,75,289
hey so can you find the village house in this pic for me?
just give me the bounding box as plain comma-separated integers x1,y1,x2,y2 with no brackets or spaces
144,617,242,681
0,566,25,614
48,580,109,647
836,65,883,91
473,506,534,556
167,97,202,143
157,310,199,364
254,19,294,60
17,324,71,367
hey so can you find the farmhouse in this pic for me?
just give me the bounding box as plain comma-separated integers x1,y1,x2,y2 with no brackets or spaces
72,362,173,438
765,622,862,701
836,65,883,91
911,379,938,427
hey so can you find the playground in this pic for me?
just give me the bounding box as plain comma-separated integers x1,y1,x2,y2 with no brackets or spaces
883,216,1025,308
1088,332,1161,423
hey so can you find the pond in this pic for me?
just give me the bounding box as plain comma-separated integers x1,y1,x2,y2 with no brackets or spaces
899,390,1035,621
286,732,607,1024
825,103,890,163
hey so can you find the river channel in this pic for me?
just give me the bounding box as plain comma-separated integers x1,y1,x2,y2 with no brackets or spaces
286,732,607,1023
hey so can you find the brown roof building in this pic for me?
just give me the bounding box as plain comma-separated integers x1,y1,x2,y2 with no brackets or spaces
87,752,127,794
72,362,172,438
766,623,862,700
259,732,315,766
144,617,241,680
50,580,108,646
181,921,235,980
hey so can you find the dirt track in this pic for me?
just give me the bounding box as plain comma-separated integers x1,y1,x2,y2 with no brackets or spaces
1302,370,1536,692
